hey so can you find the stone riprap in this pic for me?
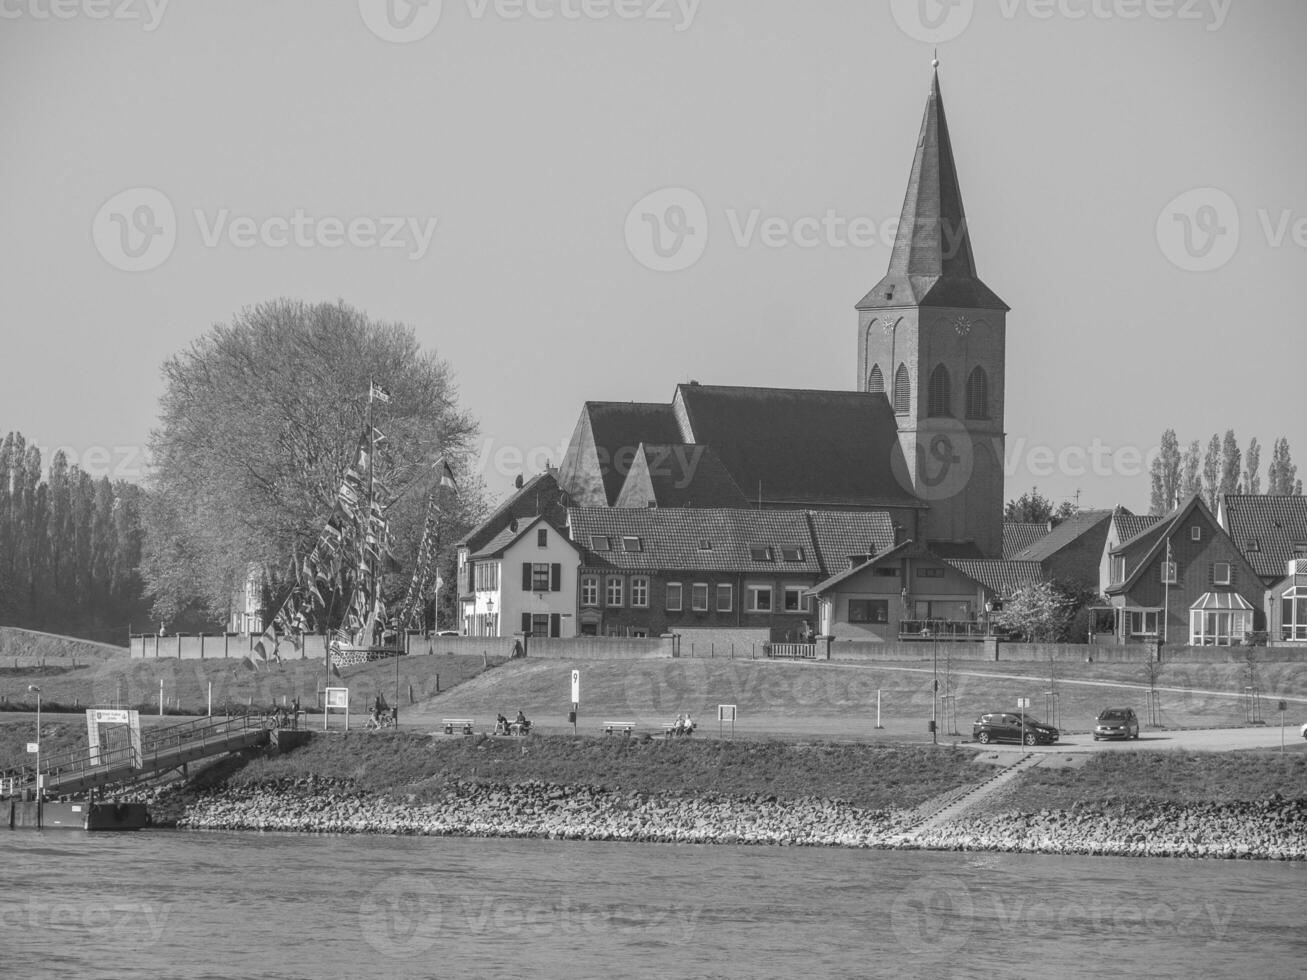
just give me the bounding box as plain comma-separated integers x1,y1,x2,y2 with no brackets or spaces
132,779,1307,859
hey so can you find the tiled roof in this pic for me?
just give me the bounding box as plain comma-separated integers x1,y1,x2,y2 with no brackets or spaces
806,511,897,574
1012,510,1113,562
614,444,748,510
457,471,566,552
1115,512,1162,545
944,559,1046,596
856,72,1007,313
469,516,576,561
567,507,822,574
1003,522,1050,558
587,402,684,506
673,384,921,508
1220,494,1307,579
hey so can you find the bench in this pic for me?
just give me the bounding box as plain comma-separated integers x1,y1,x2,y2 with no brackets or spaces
442,718,475,736
601,720,637,736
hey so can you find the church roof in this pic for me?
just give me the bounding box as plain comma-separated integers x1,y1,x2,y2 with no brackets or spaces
614,443,749,509
857,71,1007,312
672,384,922,509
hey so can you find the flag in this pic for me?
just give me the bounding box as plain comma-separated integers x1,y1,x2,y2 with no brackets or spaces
369,382,391,404
437,458,457,490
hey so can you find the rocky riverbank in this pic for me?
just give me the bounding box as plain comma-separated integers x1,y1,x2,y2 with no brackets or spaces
131,778,1307,859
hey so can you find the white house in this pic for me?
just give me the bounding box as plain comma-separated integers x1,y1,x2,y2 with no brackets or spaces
459,516,581,638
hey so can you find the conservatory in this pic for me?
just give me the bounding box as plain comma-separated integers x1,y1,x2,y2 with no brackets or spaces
1189,592,1254,646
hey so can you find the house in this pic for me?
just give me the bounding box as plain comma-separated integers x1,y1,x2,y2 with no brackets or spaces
1003,522,1050,558
1099,495,1265,646
1097,506,1162,596
459,514,582,638
1218,494,1307,643
805,540,1044,642
1009,509,1114,591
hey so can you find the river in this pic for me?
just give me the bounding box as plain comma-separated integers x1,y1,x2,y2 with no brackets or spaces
2,831,1304,979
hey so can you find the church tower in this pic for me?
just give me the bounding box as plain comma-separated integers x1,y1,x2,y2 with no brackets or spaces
857,67,1008,558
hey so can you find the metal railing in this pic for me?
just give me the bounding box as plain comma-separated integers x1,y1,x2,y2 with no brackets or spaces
766,643,819,660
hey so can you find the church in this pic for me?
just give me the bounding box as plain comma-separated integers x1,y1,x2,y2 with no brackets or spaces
457,68,1017,640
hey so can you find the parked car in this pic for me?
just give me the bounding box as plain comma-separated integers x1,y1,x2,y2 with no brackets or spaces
1093,707,1140,741
972,712,1059,746
1301,721,1307,741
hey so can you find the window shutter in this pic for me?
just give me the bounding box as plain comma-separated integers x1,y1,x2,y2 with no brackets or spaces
550,613,561,638
522,562,532,591
551,563,562,592
521,613,531,634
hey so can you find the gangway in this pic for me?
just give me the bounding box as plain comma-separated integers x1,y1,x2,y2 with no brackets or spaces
1,714,273,800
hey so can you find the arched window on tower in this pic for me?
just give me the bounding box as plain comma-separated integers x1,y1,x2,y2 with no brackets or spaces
867,364,885,395
927,364,951,417
966,367,989,419
893,364,910,414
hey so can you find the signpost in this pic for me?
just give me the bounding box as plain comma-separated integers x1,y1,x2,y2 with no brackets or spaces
570,670,580,734
324,687,350,731
718,704,737,739
1017,697,1031,747
1280,700,1288,753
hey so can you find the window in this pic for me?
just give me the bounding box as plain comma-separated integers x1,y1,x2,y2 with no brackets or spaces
606,577,624,607
749,545,774,562
630,577,649,608
1246,539,1261,552
874,567,900,577
849,599,890,624
622,536,642,553
747,586,773,612
1191,526,1202,542
1111,556,1126,583
692,583,709,611
1191,608,1251,647
581,576,599,607
1281,587,1307,641
780,546,805,562
867,364,884,394
783,587,810,613
1128,610,1159,636
966,367,989,419
537,528,548,547
474,562,500,591
1213,562,1232,586
698,539,713,551
666,583,683,612
893,364,911,414
927,364,951,417
917,567,945,579
716,584,733,612
590,535,611,552
531,563,550,592
1161,561,1178,585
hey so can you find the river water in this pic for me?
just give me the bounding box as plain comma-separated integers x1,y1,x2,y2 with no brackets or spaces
2,831,1304,979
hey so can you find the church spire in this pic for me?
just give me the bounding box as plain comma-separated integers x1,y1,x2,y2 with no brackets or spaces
858,68,1007,311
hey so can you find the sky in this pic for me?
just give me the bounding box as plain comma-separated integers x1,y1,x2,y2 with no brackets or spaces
2,0,1304,516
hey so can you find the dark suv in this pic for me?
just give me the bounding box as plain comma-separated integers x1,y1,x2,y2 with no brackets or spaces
1093,707,1139,740
972,712,1059,746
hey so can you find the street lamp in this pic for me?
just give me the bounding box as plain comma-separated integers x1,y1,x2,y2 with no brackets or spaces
27,685,41,798
922,629,938,744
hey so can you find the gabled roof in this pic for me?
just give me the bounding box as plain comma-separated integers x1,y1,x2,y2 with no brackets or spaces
1003,522,1050,558
614,443,749,510
1012,510,1113,563
672,384,922,509
1219,494,1307,579
805,510,898,574
1107,494,1256,595
1113,509,1162,546
806,540,919,594
470,514,577,561
943,559,1046,596
558,401,684,506
857,71,1007,312
457,471,566,552
567,507,822,574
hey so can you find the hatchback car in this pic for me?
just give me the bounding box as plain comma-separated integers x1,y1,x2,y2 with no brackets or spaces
1093,707,1140,741
972,712,1059,746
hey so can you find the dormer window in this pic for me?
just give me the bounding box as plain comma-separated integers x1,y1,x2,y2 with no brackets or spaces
622,536,642,553
590,535,611,552
780,546,805,562
698,539,713,551
1246,539,1260,552
749,545,775,562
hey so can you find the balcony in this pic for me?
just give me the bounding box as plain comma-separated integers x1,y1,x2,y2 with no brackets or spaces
898,620,994,641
